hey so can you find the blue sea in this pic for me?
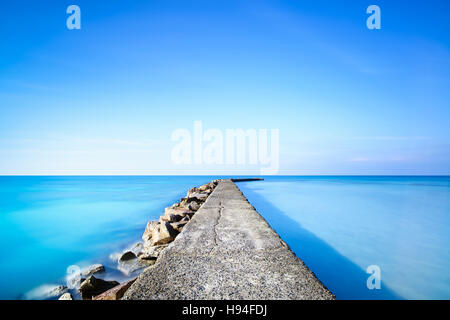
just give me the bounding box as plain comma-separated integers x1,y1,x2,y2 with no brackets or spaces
0,176,449,299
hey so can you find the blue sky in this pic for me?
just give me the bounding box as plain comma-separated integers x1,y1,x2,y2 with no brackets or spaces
0,0,449,175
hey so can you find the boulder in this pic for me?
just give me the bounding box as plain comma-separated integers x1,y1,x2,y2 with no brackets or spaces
93,279,137,300
58,292,73,300
188,201,200,211
163,207,194,222
129,242,144,255
164,206,191,216
81,264,105,276
25,284,68,300
152,221,179,246
186,187,199,197
119,251,137,262
118,259,150,276
170,220,188,232
138,244,168,261
79,275,119,300
142,221,158,243
179,198,189,207
161,213,183,223
188,192,209,202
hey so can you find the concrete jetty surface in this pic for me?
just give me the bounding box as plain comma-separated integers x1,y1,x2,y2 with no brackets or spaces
123,179,334,300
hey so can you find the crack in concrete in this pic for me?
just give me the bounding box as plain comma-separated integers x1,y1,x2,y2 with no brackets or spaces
209,199,224,255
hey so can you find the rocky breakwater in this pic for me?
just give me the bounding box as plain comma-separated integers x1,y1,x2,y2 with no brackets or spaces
137,179,219,263
59,180,220,301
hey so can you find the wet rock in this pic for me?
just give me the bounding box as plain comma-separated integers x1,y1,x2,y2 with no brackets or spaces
138,244,168,261
25,284,68,300
129,242,144,255
58,292,73,300
81,264,105,276
93,279,137,300
79,275,119,300
119,251,137,262
118,259,149,276
152,222,179,246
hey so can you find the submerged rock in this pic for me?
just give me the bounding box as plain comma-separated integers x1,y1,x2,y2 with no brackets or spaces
93,278,137,300
58,292,73,300
81,264,105,276
79,275,119,300
25,284,68,300
129,242,144,255
119,251,137,262
118,258,152,275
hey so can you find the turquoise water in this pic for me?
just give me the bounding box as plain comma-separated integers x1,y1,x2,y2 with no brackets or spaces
238,176,450,300
0,176,218,299
0,176,449,299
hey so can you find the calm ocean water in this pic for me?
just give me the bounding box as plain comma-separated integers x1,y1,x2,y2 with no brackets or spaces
0,176,218,299
238,176,450,300
0,176,449,299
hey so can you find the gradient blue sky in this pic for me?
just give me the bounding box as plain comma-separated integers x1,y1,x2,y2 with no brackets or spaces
1,0,449,175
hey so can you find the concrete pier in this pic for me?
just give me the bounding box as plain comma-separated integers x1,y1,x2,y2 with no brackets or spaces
123,179,334,300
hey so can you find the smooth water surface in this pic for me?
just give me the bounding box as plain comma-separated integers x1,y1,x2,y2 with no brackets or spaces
0,176,217,299
238,176,450,300
1,176,449,299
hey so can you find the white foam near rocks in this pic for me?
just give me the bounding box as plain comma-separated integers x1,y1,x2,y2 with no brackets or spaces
25,284,67,300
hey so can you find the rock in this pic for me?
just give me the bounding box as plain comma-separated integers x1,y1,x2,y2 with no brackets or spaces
25,284,68,300
81,264,105,276
58,292,73,300
188,201,200,211
163,207,194,222
79,275,119,300
142,221,158,243
129,242,144,255
179,198,189,207
170,221,188,232
171,202,181,208
118,259,149,276
186,187,199,197
138,244,168,260
93,279,137,300
161,213,183,223
119,251,137,262
188,192,209,202
152,221,179,246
